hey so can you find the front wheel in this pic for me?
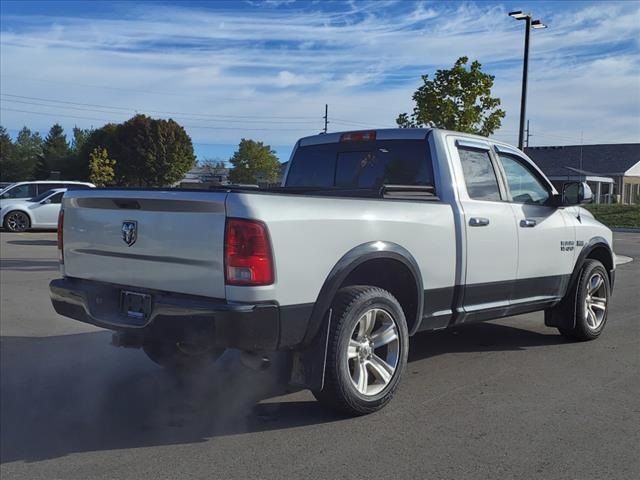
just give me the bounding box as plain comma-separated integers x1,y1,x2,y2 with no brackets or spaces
3,211,30,232
313,286,409,416
556,259,611,341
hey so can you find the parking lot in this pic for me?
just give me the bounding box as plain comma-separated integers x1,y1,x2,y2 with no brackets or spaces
1,231,639,480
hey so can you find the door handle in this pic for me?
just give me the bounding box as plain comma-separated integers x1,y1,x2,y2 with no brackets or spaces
469,217,490,227
520,218,537,228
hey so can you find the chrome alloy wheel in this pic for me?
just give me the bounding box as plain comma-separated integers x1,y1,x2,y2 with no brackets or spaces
584,272,608,330
5,211,29,232
347,308,400,396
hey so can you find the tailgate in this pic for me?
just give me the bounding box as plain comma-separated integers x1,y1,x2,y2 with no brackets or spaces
62,189,227,299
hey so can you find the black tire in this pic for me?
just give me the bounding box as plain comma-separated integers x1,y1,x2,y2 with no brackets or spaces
312,285,409,416
143,339,223,371
556,259,610,341
3,210,30,232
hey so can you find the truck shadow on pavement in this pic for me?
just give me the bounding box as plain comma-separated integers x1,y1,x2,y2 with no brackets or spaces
7,239,59,247
0,258,60,272
0,322,566,463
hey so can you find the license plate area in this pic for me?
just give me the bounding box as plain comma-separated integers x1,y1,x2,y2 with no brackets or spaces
120,290,152,323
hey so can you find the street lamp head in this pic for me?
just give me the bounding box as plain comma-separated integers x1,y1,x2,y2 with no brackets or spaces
531,19,547,29
509,10,530,20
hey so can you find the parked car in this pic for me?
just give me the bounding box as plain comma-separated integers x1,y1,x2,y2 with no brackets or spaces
1,188,68,232
49,128,615,416
0,181,94,209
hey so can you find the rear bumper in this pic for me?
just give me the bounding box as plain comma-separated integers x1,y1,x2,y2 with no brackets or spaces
49,277,297,351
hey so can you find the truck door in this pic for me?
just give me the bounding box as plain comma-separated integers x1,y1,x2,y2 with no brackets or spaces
448,137,519,318
493,147,575,302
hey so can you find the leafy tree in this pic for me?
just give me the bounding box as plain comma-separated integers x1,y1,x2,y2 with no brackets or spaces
89,147,116,187
77,123,119,181
0,126,15,182
396,56,505,136
228,139,280,184
82,115,195,187
37,123,71,179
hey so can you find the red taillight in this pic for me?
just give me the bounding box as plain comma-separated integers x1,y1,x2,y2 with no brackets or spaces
225,218,274,286
57,209,64,264
340,131,376,142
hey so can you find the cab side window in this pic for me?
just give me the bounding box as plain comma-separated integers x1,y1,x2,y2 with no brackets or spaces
38,183,64,194
458,148,501,201
49,192,64,204
2,184,36,199
498,154,550,205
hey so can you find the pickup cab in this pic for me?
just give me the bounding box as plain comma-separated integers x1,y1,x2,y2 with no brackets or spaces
50,128,615,415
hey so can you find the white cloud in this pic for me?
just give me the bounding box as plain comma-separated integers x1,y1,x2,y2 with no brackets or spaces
0,1,638,151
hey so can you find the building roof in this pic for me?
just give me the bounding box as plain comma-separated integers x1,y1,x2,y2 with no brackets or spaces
524,143,640,177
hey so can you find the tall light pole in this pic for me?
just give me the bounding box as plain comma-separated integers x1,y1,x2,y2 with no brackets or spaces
509,10,547,150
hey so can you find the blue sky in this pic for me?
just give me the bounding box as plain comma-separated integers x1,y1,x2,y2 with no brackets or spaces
1,0,639,164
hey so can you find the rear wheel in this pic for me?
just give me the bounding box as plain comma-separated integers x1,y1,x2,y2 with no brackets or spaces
4,211,30,232
313,286,409,416
556,259,610,341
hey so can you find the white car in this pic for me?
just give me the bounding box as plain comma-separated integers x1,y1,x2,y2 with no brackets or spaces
0,181,94,209
1,188,68,232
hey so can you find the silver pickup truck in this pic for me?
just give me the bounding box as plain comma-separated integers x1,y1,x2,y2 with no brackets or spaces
50,128,615,415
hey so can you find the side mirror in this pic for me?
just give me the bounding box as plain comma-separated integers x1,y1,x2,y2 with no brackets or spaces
562,182,593,206
42,199,52,205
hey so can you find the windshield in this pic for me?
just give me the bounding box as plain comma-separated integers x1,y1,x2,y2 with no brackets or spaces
285,139,433,189
29,190,60,202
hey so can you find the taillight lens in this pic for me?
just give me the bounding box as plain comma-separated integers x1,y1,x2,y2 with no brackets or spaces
225,218,274,286
57,209,64,264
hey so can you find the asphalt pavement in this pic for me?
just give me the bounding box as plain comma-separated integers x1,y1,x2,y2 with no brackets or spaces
1,231,639,480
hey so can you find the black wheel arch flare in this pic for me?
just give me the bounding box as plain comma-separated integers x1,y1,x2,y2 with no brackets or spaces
303,241,424,345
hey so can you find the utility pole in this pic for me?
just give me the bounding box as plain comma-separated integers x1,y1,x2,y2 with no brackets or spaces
509,11,547,150
323,104,328,134
525,119,531,148
518,15,531,151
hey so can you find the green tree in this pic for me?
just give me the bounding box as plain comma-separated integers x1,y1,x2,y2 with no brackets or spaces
228,139,280,184
9,127,43,180
37,123,71,179
396,56,505,136
80,115,196,187
89,147,116,187
66,126,94,180
0,126,15,182
71,126,92,154
77,123,118,181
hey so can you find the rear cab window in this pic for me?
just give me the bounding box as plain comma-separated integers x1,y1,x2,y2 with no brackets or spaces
285,139,434,191
457,148,502,201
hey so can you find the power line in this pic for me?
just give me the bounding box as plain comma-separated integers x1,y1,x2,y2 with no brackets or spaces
0,93,319,121
0,107,112,123
0,98,321,126
0,107,314,132
1,93,385,129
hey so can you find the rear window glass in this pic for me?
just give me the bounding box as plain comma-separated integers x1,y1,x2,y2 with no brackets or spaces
286,140,433,189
